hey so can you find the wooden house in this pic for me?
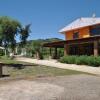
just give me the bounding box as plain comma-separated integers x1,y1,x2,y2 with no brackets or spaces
43,17,100,57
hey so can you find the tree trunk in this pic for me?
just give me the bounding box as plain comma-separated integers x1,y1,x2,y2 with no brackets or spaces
36,51,40,59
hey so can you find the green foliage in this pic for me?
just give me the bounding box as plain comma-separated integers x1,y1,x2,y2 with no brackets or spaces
59,55,76,64
59,55,100,67
31,40,42,51
86,56,100,67
38,52,44,59
0,55,23,64
17,38,63,58
0,16,21,49
20,24,31,47
31,40,43,59
0,16,30,53
75,55,88,65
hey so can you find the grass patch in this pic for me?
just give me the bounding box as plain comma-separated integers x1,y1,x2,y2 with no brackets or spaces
0,56,27,64
3,64,90,78
0,56,90,78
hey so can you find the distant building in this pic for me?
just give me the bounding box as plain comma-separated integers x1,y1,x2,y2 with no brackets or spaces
44,17,100,57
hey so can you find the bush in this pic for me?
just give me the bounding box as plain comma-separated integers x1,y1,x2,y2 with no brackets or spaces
59,55,100,67
59,55,77,64
39,52,44,59
75,55,88,65
87,56,100,67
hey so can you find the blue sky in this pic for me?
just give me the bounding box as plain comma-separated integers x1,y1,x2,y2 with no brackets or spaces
0,0,100,40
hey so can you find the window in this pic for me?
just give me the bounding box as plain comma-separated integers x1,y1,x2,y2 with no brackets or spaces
73,32,79,39
90,25,100,36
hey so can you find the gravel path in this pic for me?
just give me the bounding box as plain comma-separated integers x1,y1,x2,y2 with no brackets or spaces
16,57,100,75
0,75,100,100
35,74,100,100
0,80,64,100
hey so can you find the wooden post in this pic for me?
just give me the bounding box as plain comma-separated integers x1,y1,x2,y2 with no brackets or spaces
94,40,98,56
50,48,52,56
55,47,57,58
0,63,2,77
79,44,84,55
64,44,69,56
53,47,57,59
49,48,52,59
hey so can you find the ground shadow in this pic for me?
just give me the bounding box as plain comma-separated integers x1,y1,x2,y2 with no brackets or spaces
0,63,37,78
0,75,10,78
4,63,35,69
6,64,33,69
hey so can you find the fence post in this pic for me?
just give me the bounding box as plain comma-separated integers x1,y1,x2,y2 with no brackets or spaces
0,63,2,77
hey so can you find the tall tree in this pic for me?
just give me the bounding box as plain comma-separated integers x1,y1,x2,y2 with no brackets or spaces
0,16,21,51
20,24,31,47
0,16,30,55
20,24,31,56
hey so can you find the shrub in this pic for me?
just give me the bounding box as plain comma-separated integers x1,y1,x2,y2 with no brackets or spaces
87,56,100,67
39,52,44,59
75,55,88,65
59,55,100,67
59,55,77,64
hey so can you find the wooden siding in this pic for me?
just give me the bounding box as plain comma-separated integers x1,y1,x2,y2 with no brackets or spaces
65,27,90,40
65,31,73,40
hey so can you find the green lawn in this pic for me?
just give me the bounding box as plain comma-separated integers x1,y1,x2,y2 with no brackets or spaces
0,56,90,78
0,56,23,64
4,65,91,78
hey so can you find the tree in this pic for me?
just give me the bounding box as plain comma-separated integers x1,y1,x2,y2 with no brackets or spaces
31,40,43,59
0,16,21,53
20,24,31,45
0,16,30,55
20,24,31,56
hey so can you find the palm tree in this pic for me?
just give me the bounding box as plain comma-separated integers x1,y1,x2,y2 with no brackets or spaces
20,24,31,56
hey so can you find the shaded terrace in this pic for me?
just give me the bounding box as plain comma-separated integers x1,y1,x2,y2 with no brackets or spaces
43,36,100,58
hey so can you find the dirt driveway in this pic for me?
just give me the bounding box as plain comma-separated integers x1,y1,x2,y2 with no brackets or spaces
0,74,100,100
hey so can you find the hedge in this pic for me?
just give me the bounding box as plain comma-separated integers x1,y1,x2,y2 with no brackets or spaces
59,55,100,67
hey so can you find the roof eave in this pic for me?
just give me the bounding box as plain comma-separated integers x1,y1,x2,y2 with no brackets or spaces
59,23,100,34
